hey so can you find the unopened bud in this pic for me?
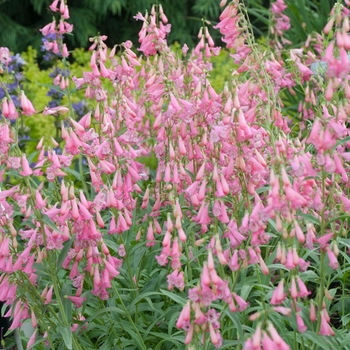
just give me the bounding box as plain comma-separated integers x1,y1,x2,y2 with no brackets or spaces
324,289,333,301
135,229,142,241
324,16,335,35
249,312,261,321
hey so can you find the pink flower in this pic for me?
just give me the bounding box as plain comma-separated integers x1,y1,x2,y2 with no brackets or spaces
267,322,290,349
49,0,59,12
167,270,185,291
0,47,12,65
43,105,69,115
209,322,219,346
271,280,286,305
228,250,240,271
185,324,193,345
319,310,335,336
327,248,338,270
20,92,36,116
176,301,190,329
261,331,276,349
296,61,313,81
26,330,37,349
273,307,292,316
20,155,33,177
7,99,19,120
232,292,249,311
310,301,317,322
67,295,86,308
118,244,126,257
296,277,310,298
146,222,155,246
43,285,53,305
289,277,298,299
285,248,296,270
296,313,307,333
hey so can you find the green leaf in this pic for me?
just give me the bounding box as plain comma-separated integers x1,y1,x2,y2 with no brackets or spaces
334,136,350,150
57,325,72,350
129,292,161,309
256,186,269,194
62,283,73,324
295,0,312,32
148,331,183,349
160,289,186,306
42,214,63,234
154,336,182,350
246,9,269,26
240,284,253,301
298,212,320,225
103,238,120,253
119,320,145,349
4,169,21,178
339,238,350,248
99,338,113,350
340,329,350,346
85,306,124,324
223,311,243,342
36,82,67,95
168,307,180,336
20,219,37,229
64,167,83,181
302,331,341,350
329,215,350,224
220,340,242,349
33,262,50,277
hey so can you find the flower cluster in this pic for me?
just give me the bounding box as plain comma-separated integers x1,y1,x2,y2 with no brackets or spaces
39,0,73,58
0,53,35,120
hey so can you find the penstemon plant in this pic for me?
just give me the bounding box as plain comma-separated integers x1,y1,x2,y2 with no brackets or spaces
1,0,350,349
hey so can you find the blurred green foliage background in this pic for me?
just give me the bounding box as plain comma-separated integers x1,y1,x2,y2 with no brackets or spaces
0,0,336,58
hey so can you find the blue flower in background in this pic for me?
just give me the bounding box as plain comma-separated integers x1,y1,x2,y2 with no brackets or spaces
48,100,60,108
72,100,88,118
12,53,26,66
47,88,64,100
41,34,64,61
53,147,62,155
43,52,56,62
10,95,19,107
49,67,70,78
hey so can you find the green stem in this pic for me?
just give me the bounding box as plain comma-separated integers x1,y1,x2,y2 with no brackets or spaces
183,239,192,281
38,221,82,350
256,266,268,322
342,247,346,317
111,282,147,350
316,251,325,332
120,234,139,324
62,58,75,121
231,270,240,291
313,168,327,349
301,335,305,350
